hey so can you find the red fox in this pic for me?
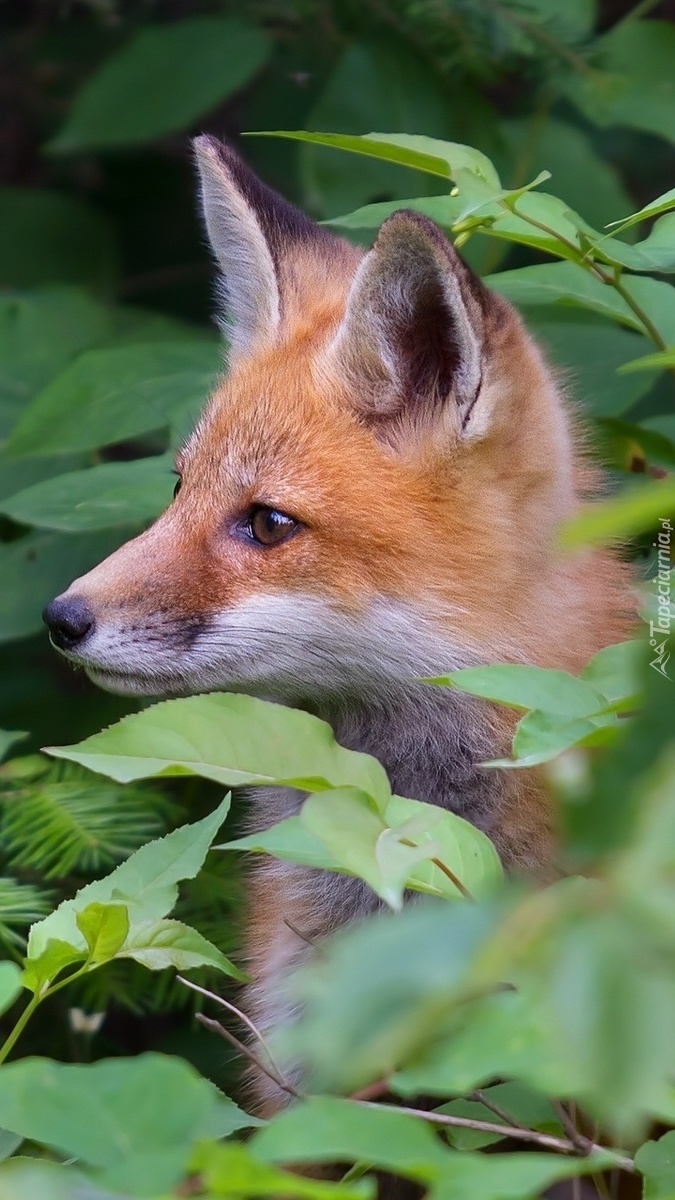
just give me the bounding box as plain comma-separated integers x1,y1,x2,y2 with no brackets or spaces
43,136,633,1112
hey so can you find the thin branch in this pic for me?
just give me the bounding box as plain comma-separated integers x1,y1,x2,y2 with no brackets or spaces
470,1089,520,1127
354,1101,635,1173
195,1014,303,1100
284,917,324,952
178,975,300,1100
553,1099,593,1156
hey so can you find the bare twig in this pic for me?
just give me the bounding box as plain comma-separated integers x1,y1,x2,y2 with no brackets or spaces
177,975,301,1099
399,838,473,901
553,1100,593,1156
353,1101,635,1173
196,1012,303,1099
470,1089,520,1127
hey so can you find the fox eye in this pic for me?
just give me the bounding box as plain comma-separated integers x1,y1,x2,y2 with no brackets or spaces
246,506,298,547
173,478,182,500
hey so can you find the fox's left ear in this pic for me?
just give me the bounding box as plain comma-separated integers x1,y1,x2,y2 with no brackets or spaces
326,210,501,439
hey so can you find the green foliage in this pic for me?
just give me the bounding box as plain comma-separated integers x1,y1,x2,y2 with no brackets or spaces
1,2,675,1197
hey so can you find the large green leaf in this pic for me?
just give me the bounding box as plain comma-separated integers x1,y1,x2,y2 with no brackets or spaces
608,186,675,235
0,1054,249,1195
0,189,118,293
223,791,502,904
0,529,124,644
254,130,499,187
280,899,503,1093
430,664,605,718
636,1130,675,1200
0,289,110,438
7,341,219,457
0,963,22,1019
0,453,174,531
49,19,270,152
490,262,675,344
196,1141,373,1200
252,1096,451,1180
118,917,238,974
564,20,675,145
26,794,231,963
46,693,391,805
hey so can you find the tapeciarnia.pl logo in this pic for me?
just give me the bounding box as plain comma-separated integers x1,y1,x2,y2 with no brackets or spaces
649,517,672,680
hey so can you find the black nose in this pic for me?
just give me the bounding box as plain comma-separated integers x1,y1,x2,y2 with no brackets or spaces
42,595,94,650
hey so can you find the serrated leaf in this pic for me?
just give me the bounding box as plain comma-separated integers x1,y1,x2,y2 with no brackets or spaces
27,794,231,961
46,693,391,806
49,19,270,152
636,1130,675,1200
119,917,245,979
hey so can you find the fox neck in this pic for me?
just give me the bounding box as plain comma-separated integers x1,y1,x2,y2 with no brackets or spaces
307,682,508,839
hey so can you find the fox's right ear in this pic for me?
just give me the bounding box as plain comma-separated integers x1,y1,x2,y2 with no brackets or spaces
194,136,341,361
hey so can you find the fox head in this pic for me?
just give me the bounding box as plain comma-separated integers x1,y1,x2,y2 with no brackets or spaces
43,137,588,703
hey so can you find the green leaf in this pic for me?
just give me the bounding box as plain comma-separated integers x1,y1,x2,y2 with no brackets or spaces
636,1130,675,1200
580,640,644,708
0,288,109,438
618,347,675,374
7,341,219,457
252,1095,450,1180
436,1082,562,1151
222,791,501,903
0,962,22,1019
0,453,174,531
250,1097,611,1198
0,188,118,293
0,529,123,644
489,263,675,344
46,693,391,805
197,1140,374,1199
494,117,633,235
49,19,270,152
26,794,231,962
118,917,242,977
564,20,675,145
561,480,675,548
0,1159,87,1200
76,902,129,963
523,309,652,418
0,879,53,955
281,900,503,1093
490,708,619,769
0,1054,230,1195
430,664,605,718
589,214,675,274
22,937,86,995
253,130,500,187
608,186,675,234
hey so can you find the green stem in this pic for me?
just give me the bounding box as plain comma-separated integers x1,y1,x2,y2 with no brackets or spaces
0,991,41,1065
0,963,92,1067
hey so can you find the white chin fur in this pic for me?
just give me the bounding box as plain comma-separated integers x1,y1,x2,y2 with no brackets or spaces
69,592,481,701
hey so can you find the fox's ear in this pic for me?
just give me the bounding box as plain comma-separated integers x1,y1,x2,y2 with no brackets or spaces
327,210,494,437
194,135,340,360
